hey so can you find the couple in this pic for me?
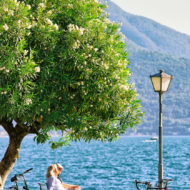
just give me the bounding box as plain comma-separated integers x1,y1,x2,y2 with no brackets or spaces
46,163,81,190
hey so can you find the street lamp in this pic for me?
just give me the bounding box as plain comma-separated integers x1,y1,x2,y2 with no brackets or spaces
150,70,172,189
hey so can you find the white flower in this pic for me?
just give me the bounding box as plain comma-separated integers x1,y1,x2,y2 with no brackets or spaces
27,24,32,29
98,8,103,12
30,15,34,19
68,24,85,36
9,10,14,16
103,64,109,69
0,67,5,71
46,18,53,25
38,3,46,9
1,91,7,95
23,50,28,56
104,18,111,23
3,7,8,12
32,21,37,27
87,44,93,50
94,48,98,52
3,24,9,31
67,4,73,9
15,0,20,7
77,81,84,86
54,24,59,30
86,68,92,73
47,10,52,15
118,60,122,66
120,85,129,91
34,66,40,72
25,98,32,105
68,24,75,32
75,25,79,30
6,70,10,73
78,27,85,35
26,21,33,29
18,20,21,27
73,40,80,49
117,28,121,32
27,5,31,10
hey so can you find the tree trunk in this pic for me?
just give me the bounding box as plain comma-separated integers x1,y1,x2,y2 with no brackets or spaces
0,133,27,190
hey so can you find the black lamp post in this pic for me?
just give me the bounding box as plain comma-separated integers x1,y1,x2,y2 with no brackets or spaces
150,70,172,189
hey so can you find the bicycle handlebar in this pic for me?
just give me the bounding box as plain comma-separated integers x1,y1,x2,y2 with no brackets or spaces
23,168,33,174
135,180,152,189
135,180,151,185
135,179,172,190
11,168,33,182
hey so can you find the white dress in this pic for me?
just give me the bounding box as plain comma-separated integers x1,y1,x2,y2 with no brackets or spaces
47,176,66,190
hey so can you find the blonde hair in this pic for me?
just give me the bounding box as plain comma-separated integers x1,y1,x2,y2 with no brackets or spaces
46,164,58,179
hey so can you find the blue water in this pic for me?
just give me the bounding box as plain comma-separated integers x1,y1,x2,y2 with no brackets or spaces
1,136,190,189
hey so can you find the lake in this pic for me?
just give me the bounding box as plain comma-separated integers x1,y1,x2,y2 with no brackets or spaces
0,136,190,189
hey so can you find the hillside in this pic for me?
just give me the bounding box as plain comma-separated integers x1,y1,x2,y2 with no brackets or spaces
107,0,190,59
106,0,190,135
129,48,190,135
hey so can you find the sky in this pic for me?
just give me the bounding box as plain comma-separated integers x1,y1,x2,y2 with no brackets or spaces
111,0,190,36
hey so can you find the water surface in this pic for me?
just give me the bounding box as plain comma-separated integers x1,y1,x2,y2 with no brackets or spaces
0,136,190,189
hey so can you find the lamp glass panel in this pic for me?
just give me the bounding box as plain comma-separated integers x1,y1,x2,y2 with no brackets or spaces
162,77,171,91
151,77,161,91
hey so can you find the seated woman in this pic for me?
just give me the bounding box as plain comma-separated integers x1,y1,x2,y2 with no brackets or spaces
46,164,80,190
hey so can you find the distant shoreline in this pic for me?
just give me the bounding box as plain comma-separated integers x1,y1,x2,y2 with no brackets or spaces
0,132,8,137
1,134,190,138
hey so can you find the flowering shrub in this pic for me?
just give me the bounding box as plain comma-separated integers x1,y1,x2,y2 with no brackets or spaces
0,0,143,143
0,1,144,187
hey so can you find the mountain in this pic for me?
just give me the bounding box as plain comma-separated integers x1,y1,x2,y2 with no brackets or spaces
106,0,190,136
107,0,190,59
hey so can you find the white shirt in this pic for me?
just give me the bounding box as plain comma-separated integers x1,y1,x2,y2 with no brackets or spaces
47,176,66,190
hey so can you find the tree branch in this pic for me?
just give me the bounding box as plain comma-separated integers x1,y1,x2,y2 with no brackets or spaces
0,118,14,136
14,119,40,135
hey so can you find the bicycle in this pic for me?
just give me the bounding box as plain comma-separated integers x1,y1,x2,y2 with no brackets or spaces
8,168,75,190
135,179,172,190
8,168,33,190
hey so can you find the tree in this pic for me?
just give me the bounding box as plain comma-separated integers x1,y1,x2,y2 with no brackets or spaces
0,0,143,188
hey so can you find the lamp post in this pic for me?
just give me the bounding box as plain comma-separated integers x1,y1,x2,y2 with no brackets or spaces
150,70,172,189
